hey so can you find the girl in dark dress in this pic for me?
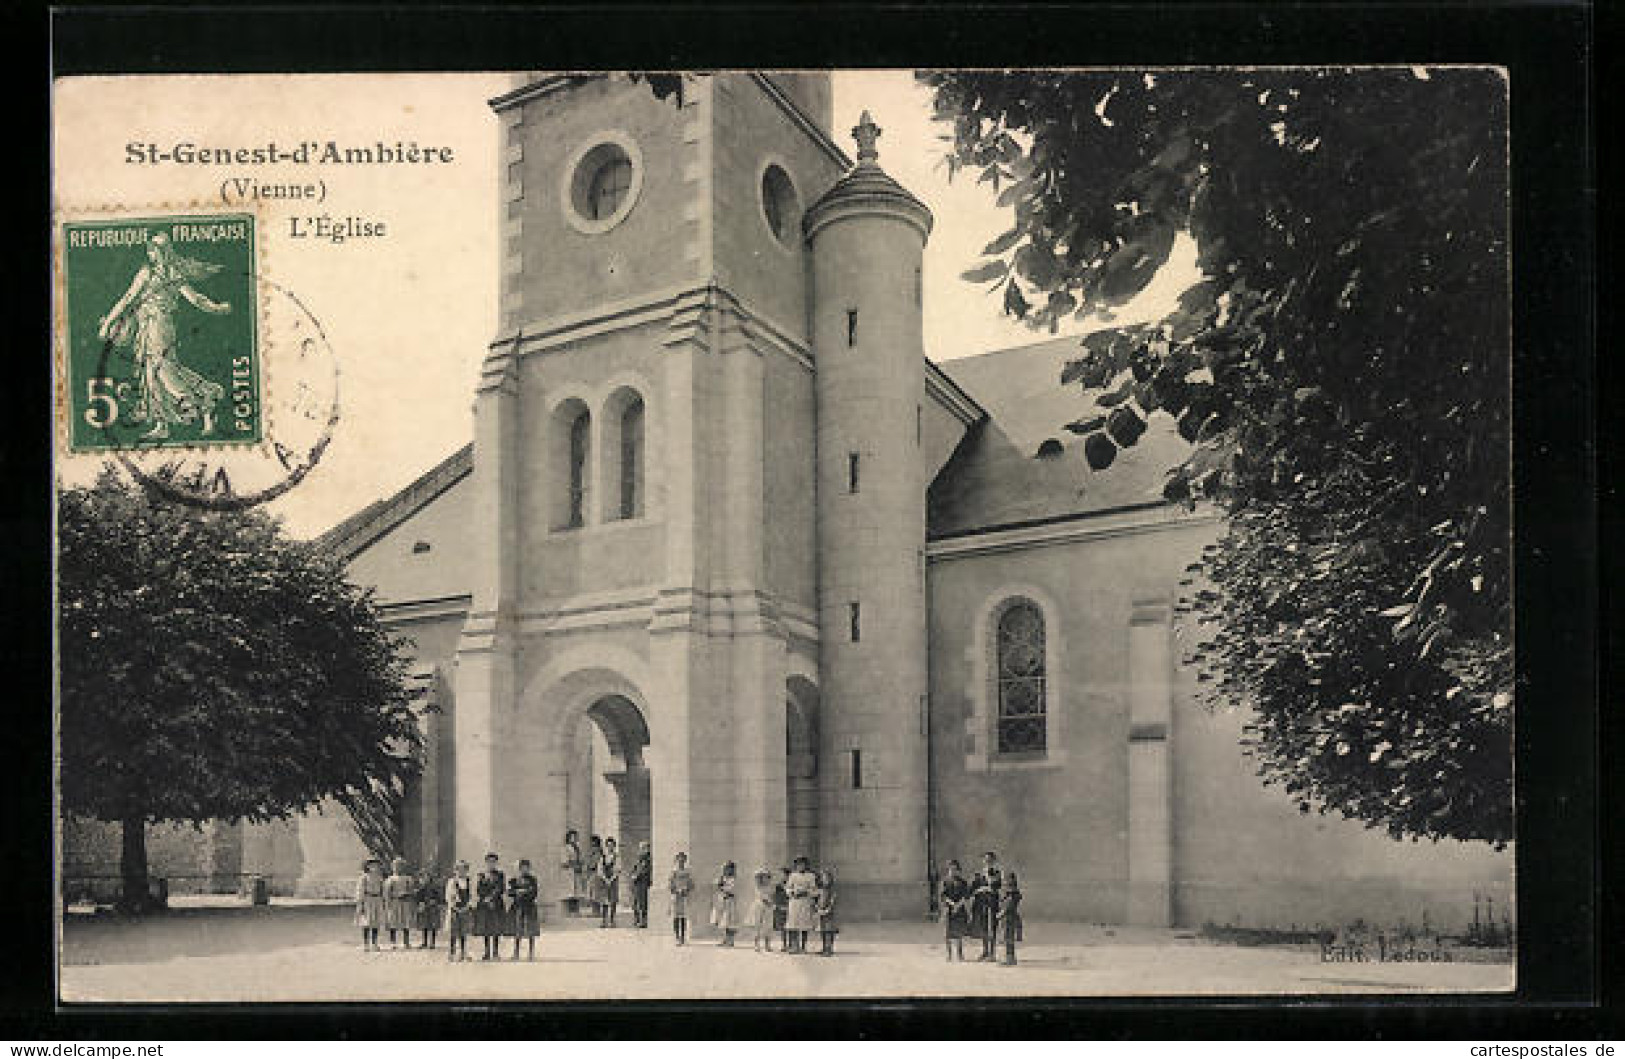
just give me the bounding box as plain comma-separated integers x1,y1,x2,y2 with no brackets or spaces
771,868,790,953
508,858,541,960
939,859,972,962
599,838,622,928
415,869,444,949
475,853,507,960
998,872,1024,966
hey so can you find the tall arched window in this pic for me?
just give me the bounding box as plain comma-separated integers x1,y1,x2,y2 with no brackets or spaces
618,396,644,519
996,600,1047,754
568,409,591,528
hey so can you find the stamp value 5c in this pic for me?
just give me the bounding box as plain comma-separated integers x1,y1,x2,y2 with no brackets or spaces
62,213,260,451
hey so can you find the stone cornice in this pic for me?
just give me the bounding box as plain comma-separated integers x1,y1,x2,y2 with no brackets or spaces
928,502,1223,562
925,360,987,425
487,74,588,114
315,446,474,561
749,73,851,170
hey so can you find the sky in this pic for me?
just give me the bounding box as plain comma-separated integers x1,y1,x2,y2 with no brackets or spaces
54,71,1198,538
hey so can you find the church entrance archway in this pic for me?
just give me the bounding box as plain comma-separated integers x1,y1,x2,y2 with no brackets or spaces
786,676,820,866
562,693,652,860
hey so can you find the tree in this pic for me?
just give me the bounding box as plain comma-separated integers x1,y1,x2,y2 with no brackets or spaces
58,470,424,909
922,68,1511,844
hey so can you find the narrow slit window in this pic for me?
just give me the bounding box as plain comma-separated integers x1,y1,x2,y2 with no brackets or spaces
850,748,863,789
567,409,590,529
846,309,858,347
916,404,922,445
618,396,644,520
849,601,861,643
914,265,923,307
848,452,860,494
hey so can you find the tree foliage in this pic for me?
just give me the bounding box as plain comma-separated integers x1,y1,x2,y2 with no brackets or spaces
923,68,1511,844
58,471,425,891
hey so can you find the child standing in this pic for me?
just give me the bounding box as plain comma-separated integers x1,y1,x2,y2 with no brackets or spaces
383,857,417,949
785,857,818,955
939,859,972,962
630,841,653,928
668,851,694,945
771,868,790,954
599,837,622,928
415,868,444,949
746,868,775,952
474,852,507,961
998,872,1024,967
814,869,839,956
354,858,386,951
444,860,473,962
710,861,739,947
508,858,541,960
561,829,585,915
585,835,605,917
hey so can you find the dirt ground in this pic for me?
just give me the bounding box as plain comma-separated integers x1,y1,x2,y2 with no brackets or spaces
58,900,1514,1003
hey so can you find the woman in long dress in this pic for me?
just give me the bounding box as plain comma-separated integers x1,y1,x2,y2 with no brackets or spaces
96,232,232,440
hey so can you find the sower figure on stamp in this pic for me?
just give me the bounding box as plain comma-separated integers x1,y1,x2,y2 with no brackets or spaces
97,231,231,440
630,841,653,928
971,851,1004,962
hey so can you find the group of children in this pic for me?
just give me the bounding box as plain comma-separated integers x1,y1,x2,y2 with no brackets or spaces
357,845,1021,965
705,855,839,955
939,851,1023,966
558,831,656,929
354,853,546,962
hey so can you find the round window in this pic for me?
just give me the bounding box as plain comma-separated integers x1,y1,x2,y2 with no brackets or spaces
761,164,799,247
564,135,643,234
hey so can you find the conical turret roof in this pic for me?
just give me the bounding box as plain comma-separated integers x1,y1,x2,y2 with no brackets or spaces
803,111,933,240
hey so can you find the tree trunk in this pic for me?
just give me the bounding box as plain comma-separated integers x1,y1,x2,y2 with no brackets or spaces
118,811,150,914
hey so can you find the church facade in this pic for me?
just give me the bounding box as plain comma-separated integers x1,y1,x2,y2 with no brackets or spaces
289,71,1509,930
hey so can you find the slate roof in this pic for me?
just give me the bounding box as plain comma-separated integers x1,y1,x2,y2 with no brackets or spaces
316,443,473,560
928,334,1192,539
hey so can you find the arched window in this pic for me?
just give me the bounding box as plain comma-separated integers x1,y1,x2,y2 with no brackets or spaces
618,396,644,519
568,409,591,528
995,600,1047,754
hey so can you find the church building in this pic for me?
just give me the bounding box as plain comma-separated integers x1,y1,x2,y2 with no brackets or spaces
292,71,1509,930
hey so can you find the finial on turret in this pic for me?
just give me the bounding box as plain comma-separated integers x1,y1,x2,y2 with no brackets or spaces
853,111,882,164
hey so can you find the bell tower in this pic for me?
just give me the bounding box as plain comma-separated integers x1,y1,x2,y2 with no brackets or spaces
454,72,851,888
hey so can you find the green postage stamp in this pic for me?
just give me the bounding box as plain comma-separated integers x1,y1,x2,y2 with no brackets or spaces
61,213,260,451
